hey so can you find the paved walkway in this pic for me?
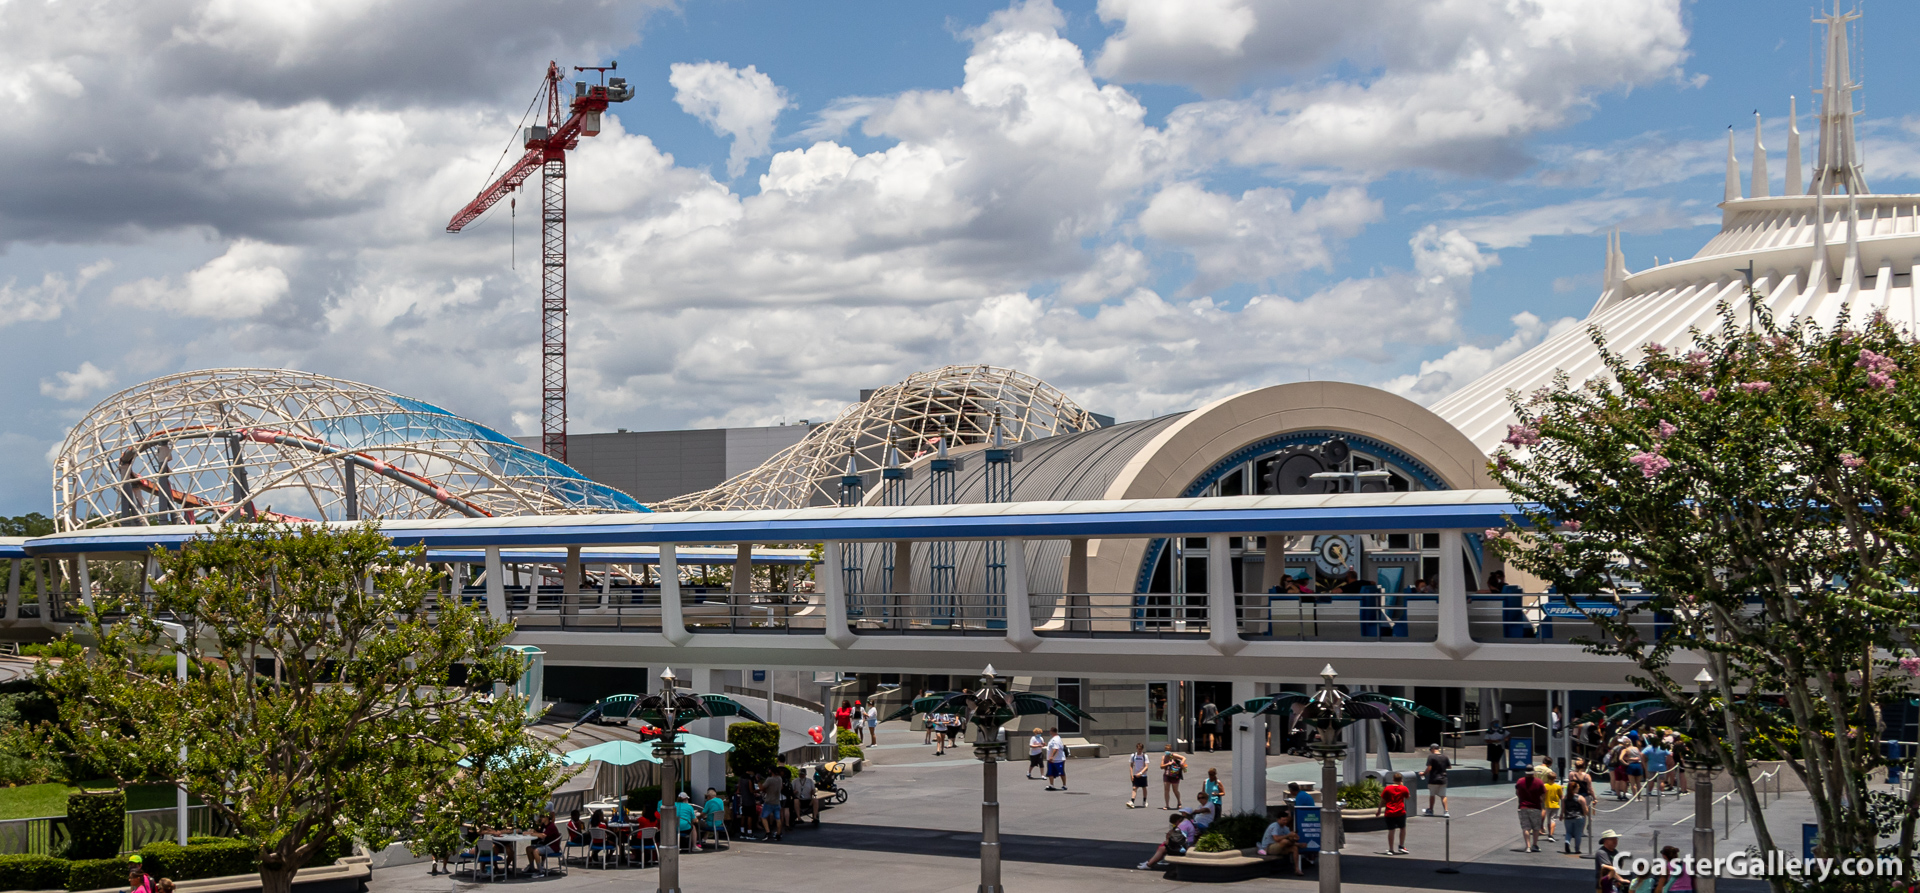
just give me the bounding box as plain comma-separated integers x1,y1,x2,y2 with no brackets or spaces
369,723,1798,893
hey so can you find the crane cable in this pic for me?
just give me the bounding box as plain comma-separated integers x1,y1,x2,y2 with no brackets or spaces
462,76,550,234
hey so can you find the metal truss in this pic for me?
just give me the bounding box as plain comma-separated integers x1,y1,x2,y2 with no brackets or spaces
53,368,644,531
651,365,1100,511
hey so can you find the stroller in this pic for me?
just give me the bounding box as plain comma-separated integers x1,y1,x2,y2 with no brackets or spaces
814,761,851,805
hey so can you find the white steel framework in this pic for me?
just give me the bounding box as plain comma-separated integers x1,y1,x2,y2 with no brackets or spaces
52,369,644,530
652,365,1100,511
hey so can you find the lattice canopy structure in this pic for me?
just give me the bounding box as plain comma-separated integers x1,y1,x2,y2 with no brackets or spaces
54,369,645,531
653,365,1101,511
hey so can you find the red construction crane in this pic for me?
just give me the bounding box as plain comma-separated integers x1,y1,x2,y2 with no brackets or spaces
447,61,634,463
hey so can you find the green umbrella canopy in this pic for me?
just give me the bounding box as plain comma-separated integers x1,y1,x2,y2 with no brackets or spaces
576,692,766,729
886,690,1093,727
883,692,966,723
639,733,734,760
562,739,660,766
1352,693,1448,722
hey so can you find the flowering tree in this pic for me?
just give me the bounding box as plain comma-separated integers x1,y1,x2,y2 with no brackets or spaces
1488,303,1920,881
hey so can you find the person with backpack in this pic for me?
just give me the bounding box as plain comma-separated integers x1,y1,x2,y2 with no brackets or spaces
1126,742,1151,808
1137,813,1190,870
1160,744,1188,809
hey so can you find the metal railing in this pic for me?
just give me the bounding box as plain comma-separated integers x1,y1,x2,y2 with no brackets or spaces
1032,592,1209,638
0,805,233,856
1237,594,1439,641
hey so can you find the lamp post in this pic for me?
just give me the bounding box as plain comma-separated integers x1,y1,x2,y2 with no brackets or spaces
656,668,685,893
1313,664,1345,893
973,665,1007,893
1688,668,1718,893
156,619,188,846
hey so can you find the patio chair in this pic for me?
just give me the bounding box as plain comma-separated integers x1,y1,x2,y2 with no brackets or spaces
704,815,729,849
587,827,616,870
630,827,658,868
563,829,589,866
474,841,507,882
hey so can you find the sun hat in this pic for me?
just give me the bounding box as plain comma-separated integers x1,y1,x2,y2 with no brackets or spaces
676,792,690,800
1599,829,1620,840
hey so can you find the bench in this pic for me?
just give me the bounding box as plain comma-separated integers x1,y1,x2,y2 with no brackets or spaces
1162,847,1285,882
1058,736,1104,759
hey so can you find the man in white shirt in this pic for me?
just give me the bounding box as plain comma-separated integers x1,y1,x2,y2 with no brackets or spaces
1045,727,1069,791
1027,728,1047,780
1127,743,1150,808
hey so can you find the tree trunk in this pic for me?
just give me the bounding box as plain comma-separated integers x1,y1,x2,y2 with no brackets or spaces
257,865,298,893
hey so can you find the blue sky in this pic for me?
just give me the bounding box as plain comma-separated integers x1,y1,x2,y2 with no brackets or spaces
0,0,1914,516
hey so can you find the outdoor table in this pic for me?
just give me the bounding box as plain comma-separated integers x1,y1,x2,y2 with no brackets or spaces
602,823,637,865
483,833,537,875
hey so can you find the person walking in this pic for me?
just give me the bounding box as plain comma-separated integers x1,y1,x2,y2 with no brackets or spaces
1027,728,1047,780
1045,727,1070,790
1420,743,1451,817
1381,771,1411,855
1561,779,1589,855
1127,743,1150,808
1200,767,1223,816
1542,772,1562,843
1515,769,1546,853
922,692,936,745
1160,744,1188,809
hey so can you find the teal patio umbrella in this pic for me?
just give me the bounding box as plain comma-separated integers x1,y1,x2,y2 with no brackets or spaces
564,739,663,803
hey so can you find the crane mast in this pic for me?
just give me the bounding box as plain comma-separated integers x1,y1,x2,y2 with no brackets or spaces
447,61,633,463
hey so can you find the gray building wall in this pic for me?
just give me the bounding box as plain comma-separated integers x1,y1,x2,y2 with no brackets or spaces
518,424,813,505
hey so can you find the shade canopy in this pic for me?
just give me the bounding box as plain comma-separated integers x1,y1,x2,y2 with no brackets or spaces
639,733,733,760
562,739,661,766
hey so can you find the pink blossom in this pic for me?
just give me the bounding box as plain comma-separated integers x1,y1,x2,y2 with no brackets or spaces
1867,371,1896,392
1701,387,1718,402
1494,453,1511,471
1737,381,1772,394
1654,420,1677,439
1842,454,1865,468
1503,424,1543,447
1484,529,1507,541
1629,451,1672,478
1685,350,1711,369
1635,398,1653,410
1856,349,1897,374
1562,520,1582,532
1645,342,1666,355
1901,656,1920,677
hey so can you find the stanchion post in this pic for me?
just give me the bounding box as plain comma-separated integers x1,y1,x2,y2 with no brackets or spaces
1435,813,1458,874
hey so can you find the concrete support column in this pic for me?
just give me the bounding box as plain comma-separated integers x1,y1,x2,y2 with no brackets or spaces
1206,533,1244,655
1435,530,1477,658
822,540,857,648
1261,534,1287,592
660,545,691,646
1230,679,1266,816
562,545,583,614
483,547,506,621
689,667,726,796
732,543,752,595
1344,706,1366,785
891,541,913,595
76,554,94,610
1004,537,1039,651
1065,538,1089,633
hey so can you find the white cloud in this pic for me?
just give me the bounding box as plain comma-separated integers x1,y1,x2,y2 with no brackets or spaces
1379,311,1580,403
39,362,114,401
111,240,298,318
669,61,793,178
0,260,109,328
1120,0,1691,176
1139,183,1381,291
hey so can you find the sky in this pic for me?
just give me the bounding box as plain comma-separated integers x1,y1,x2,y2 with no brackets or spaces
3,0,1918,514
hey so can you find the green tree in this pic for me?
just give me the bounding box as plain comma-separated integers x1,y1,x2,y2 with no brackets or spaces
39,521,529,893
1489,303,1920,886
409,736,569,867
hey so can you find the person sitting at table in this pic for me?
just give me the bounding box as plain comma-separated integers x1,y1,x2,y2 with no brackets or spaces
565,809,587,844
701,787,727,845
525,812,561,877
588,808,607,830
662,793,700,851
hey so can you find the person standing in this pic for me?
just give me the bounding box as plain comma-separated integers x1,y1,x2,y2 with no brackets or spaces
1046,727,1069,791
863,700,879,745
835,700,854,735
1486,722,1510,780
1027,728,1047,780
1542,772,1563,843
1561,780,1589,855
757,767,785,841
1514,769,1546,853
1420,743,1451,817
1200,767,1223,817
1620,737,1644,799
1643,738,1669,792
933,713,949,756
1160,744,1188,809
1381,772,1411,855
1127,742,1150,808
1594,830,1625,893
1197,698,1220,752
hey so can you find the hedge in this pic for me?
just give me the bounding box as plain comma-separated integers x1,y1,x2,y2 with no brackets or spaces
65,857,129,892
137,839,255,882
0,854,69,891
65,791,125,861
726,722,780,776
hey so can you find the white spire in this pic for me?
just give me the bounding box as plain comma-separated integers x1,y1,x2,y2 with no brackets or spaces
1843,192,1862,284
1751,111,1769,198
1812,1,1868,194
1602,230,1617,293
1724,127,1741,202
1611,229,1629,284
1786,96,1803,195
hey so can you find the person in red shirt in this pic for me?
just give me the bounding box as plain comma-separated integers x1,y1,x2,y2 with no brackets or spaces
1380,772,1412,855
835,700,854,732
1514,771,1547,853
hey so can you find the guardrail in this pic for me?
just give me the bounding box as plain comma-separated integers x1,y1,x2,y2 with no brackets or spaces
0,805,233,856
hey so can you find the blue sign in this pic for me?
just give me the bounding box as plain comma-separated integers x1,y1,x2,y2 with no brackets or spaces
1509,737,1533,770
752,670,767,683
1803,823,1820,860
1295,807,1322,852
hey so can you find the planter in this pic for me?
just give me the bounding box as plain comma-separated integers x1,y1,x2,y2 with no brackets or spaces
1339,807,1387,833
1164,846,1277,883
45,856,372,893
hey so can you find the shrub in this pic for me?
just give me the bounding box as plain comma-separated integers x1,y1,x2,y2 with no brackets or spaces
65,790,125,860
138,839,257,882
66,856,129,892
18,642,80,660
834,728,864,760
1337,778,1382,810
623,786,661,817
0,854,69,891
1208,812,1269,850
726,723,780,776
1192,831,1234,853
